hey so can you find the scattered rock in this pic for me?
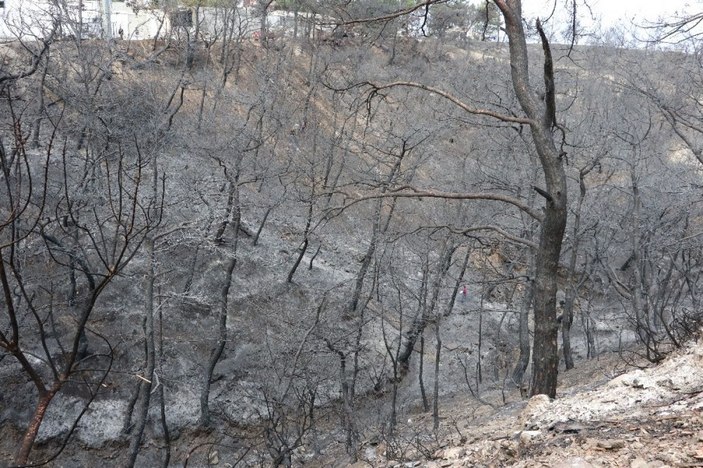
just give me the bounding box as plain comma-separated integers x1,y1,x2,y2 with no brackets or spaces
375,441,387,459
630,457,667,468
518,394,552,429
363,446,377,461
552,421,587,433
552,457,597,468
596,439,626,450
424,462,442,468
442,446,466,459
348,462,369,468
519,430,543,447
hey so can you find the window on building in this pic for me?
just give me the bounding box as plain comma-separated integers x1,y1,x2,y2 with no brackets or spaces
0,2,5,9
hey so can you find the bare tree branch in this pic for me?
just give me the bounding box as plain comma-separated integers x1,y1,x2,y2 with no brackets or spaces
332,0,450,26
0,21,57,85
326,185,544,222
536,19,556,129
644,12,703,44
451,224,538,249
351,80,535,125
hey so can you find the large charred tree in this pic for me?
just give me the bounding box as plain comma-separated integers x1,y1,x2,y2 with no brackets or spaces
493,1,567,398
338,0,567,397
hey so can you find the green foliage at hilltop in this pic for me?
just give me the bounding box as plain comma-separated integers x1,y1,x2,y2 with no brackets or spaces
427,0,501,40
145,0,237,8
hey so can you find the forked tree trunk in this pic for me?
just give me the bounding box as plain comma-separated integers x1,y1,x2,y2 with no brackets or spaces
397,244,454,374
495,0,568,398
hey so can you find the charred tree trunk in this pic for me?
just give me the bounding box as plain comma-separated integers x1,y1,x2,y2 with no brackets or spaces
31,58,48,149
200,164,241,426
287,198,312,283
629,162,660,361
562,162,596,370
495,0,567,398
254,205,273,246
200,255,236,426
397,244,455,375
432,319,441,431
444,248,471,318
347,141,405,315
418,334,429,411
582,295,596,359
126,237,157,467
512,276,533,390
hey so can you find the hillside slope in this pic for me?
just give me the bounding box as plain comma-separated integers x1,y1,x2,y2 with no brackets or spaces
353,336,703,467
2,31,702,467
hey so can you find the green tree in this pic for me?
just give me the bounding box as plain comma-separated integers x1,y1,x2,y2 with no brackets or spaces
429,0,501,41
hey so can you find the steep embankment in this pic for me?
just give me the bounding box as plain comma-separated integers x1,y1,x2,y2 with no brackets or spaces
350,335,703,467
1,35,695,467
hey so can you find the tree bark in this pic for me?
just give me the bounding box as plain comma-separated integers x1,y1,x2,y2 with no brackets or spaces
126,237,156,467
512,276,533,389
199,255,236,426
200,167,241,425
397,244,454,374
418,334,429,411
432,320,441,431
30,59,48,149
581,296,596,359
15,386,59,465
346,140,405,315
562,164,593,370
494,0,568,398
287,198,312,283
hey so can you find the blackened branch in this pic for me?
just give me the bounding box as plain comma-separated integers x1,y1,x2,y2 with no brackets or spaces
533,185,553,203
536,19,557,130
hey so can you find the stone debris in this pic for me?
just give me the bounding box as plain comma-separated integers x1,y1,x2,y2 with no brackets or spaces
365,336,703,468
552,457,596,468
518,430,543,447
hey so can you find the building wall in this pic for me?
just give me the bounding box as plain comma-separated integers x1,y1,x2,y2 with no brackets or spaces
0,0,165,40
0,1,313,42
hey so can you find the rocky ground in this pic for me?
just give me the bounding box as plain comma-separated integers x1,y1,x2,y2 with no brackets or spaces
346,336,703,468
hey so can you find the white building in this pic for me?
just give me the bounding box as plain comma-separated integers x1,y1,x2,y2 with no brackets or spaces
0,1,324,42
0,0,167,40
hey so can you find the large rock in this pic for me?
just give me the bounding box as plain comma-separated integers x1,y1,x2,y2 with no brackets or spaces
518,394,552,429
